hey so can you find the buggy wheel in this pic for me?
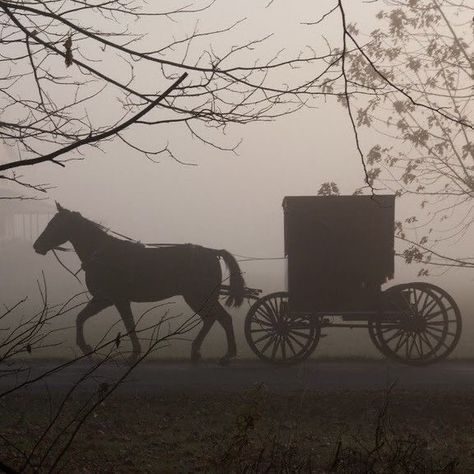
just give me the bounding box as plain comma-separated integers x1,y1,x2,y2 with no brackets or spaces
413,283,462,360
245,292,320,365
370,283,462,365
367,320,387,356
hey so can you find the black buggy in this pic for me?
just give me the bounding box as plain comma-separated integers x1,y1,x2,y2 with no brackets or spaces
243,195,462,366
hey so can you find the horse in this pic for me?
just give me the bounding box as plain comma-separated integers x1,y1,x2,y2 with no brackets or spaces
33,203,245,365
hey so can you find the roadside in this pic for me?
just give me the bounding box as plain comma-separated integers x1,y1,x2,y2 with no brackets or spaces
3,358,474,395
2,388,473,472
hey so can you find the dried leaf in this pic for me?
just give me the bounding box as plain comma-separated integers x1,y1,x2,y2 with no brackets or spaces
64,35,73,67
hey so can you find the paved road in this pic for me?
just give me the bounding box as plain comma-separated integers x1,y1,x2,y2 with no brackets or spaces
2,359,474,395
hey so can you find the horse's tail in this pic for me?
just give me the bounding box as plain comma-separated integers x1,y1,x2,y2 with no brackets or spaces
218,250,245,307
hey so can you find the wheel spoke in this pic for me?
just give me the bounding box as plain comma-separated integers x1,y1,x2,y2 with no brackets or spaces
424,329,449,350
416,334,425,357
420,298,438,318
400,291,412,311
420,291,431,315
290,330,312,339
394,332,408,353
288,333,307,350
284,334,297,356
382,328,404,344
413,288,420,310
426,320,456,326
251,318,273,328
425,325,445,334
427,329,457,338
424,310,444,321
419,331,435,352
255,307,275,325
251,327,272,334
260,334,276,354
412,334,423,359
267,298,281,322
253,332,274,344
413,335,424,358
281,338,287,360
271,336,281,359
407,334,417,359
261,301,278,323
380,325,403,334
423,327,446,345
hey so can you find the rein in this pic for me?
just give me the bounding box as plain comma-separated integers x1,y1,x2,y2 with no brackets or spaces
52,249,83,284
99,225,189,249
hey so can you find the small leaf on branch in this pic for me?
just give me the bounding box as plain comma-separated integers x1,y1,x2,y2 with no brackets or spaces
403,246,423,264
318,182,340,196
64,35,73,67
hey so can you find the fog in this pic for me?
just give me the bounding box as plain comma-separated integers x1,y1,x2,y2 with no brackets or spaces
1,0,473,361
2,103,473,360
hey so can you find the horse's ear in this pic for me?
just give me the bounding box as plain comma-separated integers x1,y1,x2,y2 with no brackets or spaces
55,201,64,212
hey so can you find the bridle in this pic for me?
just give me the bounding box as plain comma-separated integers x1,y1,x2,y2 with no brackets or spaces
53,245,73,252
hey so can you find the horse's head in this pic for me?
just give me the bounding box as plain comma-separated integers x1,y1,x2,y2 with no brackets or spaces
33,202,80,255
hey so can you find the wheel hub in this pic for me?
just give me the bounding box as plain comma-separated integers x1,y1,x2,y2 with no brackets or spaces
403,315,427,332
276,321,289,336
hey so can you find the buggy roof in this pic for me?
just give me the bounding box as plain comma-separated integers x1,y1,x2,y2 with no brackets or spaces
282,194,395,212
282,194,395,284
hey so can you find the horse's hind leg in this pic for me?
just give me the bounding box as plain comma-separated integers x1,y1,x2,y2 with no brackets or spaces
185,294,225,363
213,302,237,365
115,300,141,363
191,317,215,363
185,293,237,365
76,297,112,356
184,294,215,363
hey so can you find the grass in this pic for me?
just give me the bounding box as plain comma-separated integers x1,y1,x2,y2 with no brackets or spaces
1,386,473,472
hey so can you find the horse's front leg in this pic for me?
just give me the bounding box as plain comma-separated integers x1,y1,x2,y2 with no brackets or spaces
76,298,112,356
115,300,141,364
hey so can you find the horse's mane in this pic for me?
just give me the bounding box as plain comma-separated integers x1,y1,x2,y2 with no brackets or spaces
70,211,107,233
72,211,143,248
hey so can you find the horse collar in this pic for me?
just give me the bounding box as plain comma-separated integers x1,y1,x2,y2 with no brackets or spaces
80,248,105,271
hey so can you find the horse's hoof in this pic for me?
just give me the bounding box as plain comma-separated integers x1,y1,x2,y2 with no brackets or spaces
81,345,94,357
126,355,139,366
218,356,231,366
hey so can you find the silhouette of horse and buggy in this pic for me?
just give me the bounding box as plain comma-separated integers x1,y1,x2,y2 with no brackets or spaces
34,196,462,366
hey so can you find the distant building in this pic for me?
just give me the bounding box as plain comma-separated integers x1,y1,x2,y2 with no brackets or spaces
0,189,54,242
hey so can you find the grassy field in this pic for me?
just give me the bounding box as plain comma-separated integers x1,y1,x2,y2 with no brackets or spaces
1,388,473,473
